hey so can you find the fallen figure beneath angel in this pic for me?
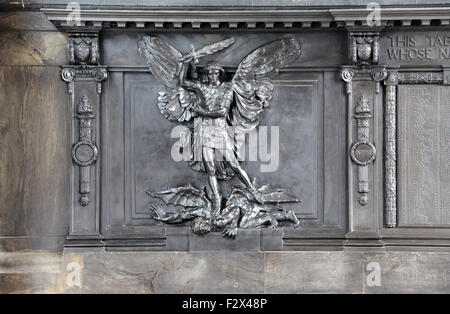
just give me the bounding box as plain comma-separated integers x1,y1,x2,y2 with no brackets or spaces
148,184,301,238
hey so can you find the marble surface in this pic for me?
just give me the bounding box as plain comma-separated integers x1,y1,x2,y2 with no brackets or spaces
1,251,449,293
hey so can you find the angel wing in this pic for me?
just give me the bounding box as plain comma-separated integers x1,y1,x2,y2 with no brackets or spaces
230,38,301,131
138,36,236,123
138,36,198,122
138,36,180,88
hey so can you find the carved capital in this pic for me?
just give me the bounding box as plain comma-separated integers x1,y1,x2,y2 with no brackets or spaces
61,66,107,95
384,71,399,86
341,67,356,95
92,68,108,81
61,68,75,82
341,67,356,82
369,66,388,93
61,66,107,82
370,66,387,82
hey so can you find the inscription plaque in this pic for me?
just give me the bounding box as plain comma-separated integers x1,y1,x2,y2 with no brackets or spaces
380,31,450,65
398,85,450,227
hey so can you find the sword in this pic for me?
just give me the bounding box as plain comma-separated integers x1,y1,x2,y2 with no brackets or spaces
178,37,235,64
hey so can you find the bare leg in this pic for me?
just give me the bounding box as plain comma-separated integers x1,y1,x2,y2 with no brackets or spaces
240,213,278,229
224,149,253,187
224,149,264,203
203,147,221,216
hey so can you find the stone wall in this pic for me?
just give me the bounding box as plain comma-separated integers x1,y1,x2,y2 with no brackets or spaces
1,251,449,293
0,11,70,252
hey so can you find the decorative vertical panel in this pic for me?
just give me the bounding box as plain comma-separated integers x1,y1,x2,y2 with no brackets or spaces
350,94,376,206
384,71,398,228
61,32,107,249
72,96,98,206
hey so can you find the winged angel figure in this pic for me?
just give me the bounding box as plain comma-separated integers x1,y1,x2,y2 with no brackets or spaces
138,36,302,237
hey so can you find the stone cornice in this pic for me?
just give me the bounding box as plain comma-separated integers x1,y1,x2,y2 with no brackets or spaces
41,7,450,30
330,7,450,26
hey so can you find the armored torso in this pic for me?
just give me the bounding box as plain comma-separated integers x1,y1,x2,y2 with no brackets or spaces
196,81,234,150
197,81,233,125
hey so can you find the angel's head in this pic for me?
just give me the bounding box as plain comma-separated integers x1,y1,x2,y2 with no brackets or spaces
205,61,224,86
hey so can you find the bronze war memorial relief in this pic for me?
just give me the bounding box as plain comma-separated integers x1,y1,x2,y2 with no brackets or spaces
37,6,450,251
138,37,302,238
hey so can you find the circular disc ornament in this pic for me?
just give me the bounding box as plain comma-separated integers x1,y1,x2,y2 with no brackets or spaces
350,141,376,166
72,141,98,167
